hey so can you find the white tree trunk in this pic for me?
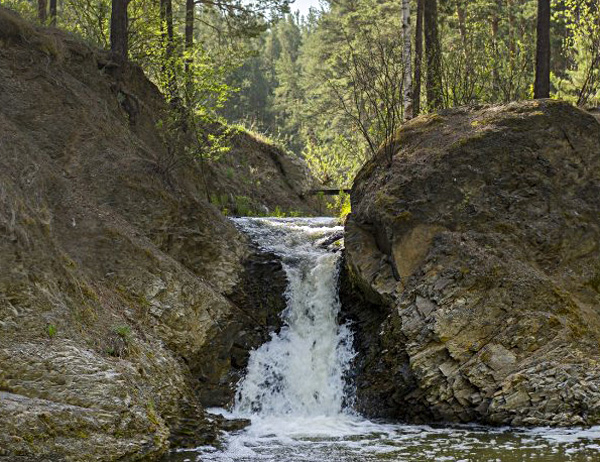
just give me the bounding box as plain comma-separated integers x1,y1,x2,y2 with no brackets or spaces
402,0,413,120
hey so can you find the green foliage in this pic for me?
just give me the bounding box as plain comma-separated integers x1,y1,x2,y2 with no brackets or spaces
553,0,600,107
233,195,254,216
440,0,537,104
219,0,600,187
112,324,132,340
146,399,161,426
304,133,364,187
5,0,599,197
47,323,57,339
327,191,351,220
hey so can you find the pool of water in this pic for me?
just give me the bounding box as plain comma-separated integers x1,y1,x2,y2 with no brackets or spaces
163,412,600,462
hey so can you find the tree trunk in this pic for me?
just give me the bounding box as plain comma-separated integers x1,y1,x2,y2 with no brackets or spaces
185,0,194,61
402,0,412,120
456,1,468,52
507,0,516,57
534,0,551,98
49,0,57,26
490,0,501,99
160,0,178,102
185,0,195,106
413,0,424,115
110,0,129,62
38,0,47,24
456,0,470,102
424,0,443,110
160,0,175,60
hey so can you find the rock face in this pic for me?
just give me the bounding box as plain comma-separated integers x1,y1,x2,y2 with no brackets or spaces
343,100,600,426
0,9,309,461
205,131,319,217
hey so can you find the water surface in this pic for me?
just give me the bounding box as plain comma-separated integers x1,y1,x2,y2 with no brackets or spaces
166,417,600,462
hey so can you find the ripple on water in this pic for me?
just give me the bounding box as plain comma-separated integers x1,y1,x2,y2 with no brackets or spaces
164,412,600,462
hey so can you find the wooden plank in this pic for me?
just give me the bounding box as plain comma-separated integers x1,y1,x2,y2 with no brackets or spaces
306,189,351,196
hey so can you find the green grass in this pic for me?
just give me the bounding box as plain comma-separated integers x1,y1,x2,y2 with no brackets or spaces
47,323,57,339
112,324,132,340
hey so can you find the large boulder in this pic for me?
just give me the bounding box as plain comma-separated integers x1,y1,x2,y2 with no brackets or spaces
343,100,600,426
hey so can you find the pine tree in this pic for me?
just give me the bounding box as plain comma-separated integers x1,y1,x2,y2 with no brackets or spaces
37,0,47,23
534,0,551,98
110,0,129,62
424,0,442,109
413,0,424,115
402,0,412,120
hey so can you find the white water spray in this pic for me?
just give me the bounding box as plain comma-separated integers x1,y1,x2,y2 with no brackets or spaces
231,217,355,420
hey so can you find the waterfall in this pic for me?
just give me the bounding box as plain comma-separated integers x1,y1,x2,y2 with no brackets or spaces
231,217,354,419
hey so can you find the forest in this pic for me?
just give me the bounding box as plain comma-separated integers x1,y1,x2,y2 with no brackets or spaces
3,0,599,193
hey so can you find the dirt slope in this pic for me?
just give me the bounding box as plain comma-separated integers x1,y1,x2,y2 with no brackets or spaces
0,8,314,461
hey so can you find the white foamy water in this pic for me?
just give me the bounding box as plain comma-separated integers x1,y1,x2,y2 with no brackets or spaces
164,217,600,462
232,217,353,419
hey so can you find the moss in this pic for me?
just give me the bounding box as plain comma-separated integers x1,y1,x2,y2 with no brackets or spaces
146,399,161,426
548,315,562,328
61,255,77,268
72,302,98,325
374,190,397,213
568,321,589,339
480,350,492,362
393,210,413,224
450,130,489,149
585,266,600,293
80,282,99,302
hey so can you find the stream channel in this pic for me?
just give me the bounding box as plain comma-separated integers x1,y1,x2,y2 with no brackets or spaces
165,217,600,462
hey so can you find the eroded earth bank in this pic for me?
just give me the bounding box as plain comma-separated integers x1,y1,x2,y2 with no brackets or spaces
0,9,316,461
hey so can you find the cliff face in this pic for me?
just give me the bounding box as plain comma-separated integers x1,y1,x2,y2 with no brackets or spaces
343,100,600,426
0,9,312,460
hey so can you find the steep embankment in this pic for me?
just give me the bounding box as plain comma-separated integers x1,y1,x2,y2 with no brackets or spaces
0,9,314,461
343,100,600,426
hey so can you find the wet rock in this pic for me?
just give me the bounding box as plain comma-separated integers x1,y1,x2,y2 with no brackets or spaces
343,100,600,426
208,413,251,433
196,247,288,407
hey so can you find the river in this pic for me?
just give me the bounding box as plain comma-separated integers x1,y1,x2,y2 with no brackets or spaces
164,217,600,462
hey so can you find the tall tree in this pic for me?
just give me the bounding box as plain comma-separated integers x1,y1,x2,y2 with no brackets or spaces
49,0,57,26
534,0,551,98
402,0,412,120
160,0,178,101
424,0,443,109
110,0,129,62
37,0,47,23
413,0,424,115
184,0,195,105
185,0,194,66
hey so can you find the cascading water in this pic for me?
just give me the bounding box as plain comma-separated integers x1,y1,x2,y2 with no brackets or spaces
171,217,600,462
231,217,354,419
